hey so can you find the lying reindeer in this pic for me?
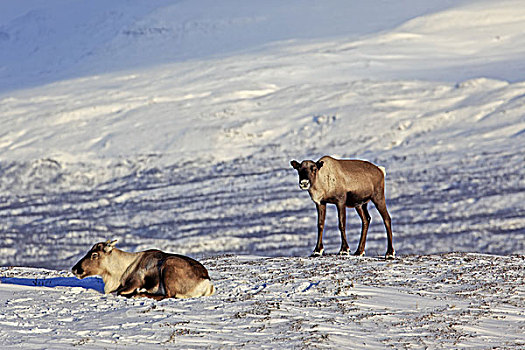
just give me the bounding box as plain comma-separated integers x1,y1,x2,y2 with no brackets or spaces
291,156,395,259
72,240,215,299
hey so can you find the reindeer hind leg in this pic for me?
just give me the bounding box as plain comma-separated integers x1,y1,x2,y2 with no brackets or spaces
372,194,395,259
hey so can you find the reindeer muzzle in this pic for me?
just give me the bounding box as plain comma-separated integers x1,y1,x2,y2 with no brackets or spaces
299,179,311,190
72,265,84,278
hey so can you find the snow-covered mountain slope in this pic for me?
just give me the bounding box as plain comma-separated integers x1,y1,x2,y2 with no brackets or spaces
1,253,524,349
1,0,467,91
0,1,524,267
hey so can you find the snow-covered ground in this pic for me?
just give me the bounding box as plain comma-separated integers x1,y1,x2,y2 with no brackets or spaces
1,253,524,348
1,0,524,348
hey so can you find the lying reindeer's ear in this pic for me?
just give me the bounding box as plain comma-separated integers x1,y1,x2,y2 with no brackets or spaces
104,239,117,252
290,160,301,169
316,160,324,170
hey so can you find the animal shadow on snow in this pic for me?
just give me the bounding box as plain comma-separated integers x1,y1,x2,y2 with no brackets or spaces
0,276,105,293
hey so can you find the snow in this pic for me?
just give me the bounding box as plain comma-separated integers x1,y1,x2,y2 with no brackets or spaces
1,254,523,348
0,0,524,348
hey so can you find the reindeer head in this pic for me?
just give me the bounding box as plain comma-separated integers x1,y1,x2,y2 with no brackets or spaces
72,240,117,279
290,159,324,190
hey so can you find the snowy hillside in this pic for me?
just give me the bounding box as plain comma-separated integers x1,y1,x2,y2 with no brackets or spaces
1,0,523,268
0,0,524,347
0,0,475,92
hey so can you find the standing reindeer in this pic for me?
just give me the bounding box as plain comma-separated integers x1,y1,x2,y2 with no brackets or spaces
291,156,395,259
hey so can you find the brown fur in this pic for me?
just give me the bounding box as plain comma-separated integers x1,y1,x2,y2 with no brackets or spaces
291,155,395,259
72,240,215,299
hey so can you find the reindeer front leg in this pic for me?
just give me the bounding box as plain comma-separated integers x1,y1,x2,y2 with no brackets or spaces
336,202,350,255
354,203,371,256
312,202,326,256
114,277,143,298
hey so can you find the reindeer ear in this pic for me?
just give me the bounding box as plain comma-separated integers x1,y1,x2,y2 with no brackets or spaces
104,239,117,252
291,160,301,169
316,160,324,170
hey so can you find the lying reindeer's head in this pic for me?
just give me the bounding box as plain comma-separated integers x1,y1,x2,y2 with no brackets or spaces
290,159,324,191
72,240,117,279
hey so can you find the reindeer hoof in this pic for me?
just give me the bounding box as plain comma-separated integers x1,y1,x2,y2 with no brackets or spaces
385,251,396,260
311,249,324,257
338,250,350,256
353,250,365,257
